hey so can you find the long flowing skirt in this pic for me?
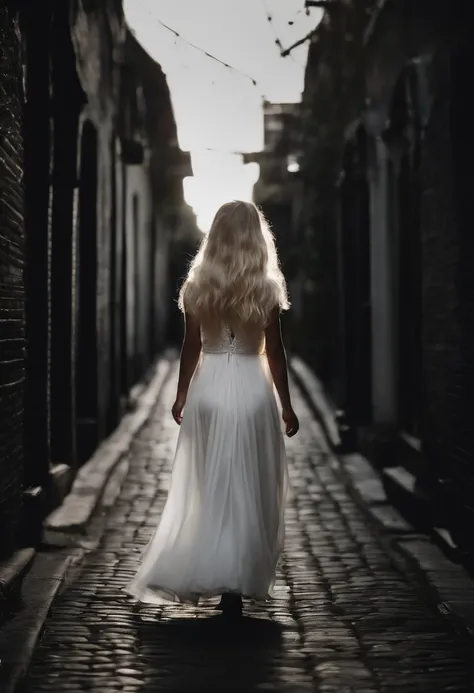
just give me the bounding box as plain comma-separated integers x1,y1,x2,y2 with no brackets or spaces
125,352,288,605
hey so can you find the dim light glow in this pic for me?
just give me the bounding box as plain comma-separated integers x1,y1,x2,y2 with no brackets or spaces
184,154,260,232
287,157,300,174
124,0,322,231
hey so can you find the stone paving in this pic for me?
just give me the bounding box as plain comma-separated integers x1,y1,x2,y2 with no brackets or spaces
21,368,474,692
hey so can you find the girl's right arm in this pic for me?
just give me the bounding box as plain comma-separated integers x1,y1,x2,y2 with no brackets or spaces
265,308,299,437
171,312,202,424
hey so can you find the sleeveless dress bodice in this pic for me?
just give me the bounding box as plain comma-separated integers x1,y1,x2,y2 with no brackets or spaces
201,324,265,356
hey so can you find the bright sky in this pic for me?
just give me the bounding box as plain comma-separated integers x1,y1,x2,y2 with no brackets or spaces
124,0,322,231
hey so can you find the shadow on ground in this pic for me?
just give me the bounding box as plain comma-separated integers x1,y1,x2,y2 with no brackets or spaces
135,612,285,692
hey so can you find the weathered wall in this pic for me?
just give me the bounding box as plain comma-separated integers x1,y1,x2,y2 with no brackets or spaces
21,2,54,501
152,214,170,352
0,0,194,566
361,0,474,551
71,0,123,451
0,7,25,559
124,161,153,381
299,0,474,555
122,31,196,351
420,33,474,551
419,51,458,467
295,0,378,391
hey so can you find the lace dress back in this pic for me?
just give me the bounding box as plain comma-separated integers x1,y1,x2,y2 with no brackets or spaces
201,323,265,356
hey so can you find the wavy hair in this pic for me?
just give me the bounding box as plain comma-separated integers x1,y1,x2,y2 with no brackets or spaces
178,200,289,329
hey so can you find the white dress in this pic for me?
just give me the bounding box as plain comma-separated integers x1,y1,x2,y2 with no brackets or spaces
125,324,288,605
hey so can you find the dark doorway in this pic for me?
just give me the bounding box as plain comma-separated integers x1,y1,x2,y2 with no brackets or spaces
108,138,120,434
50,1,83,468
149,209,158,359
132,192,141,381
388,70,422,438
76,121,99,464
119,165,129,404
339,127,372,425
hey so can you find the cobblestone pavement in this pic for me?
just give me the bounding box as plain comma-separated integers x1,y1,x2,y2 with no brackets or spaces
22,368,474,692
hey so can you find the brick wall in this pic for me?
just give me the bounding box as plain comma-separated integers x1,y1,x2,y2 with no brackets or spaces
0,7,25,559
420,36,474,554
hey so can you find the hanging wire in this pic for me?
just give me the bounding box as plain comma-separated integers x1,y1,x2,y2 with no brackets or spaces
261,0,303,65
280,25,320,57
136,2,261,90
261,0,322,62
130,3,267,155
261,0,284,54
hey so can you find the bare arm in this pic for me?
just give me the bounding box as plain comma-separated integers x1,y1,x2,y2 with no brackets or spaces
176,312,202,396
265,308,299,436
172,312,201,424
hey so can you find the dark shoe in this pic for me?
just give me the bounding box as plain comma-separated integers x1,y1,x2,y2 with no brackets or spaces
215,592,232,610
219,593,242,618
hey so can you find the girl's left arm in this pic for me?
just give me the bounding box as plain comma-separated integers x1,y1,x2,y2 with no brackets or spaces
176,312,202,396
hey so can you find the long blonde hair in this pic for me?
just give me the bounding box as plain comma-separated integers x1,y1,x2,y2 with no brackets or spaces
178,200,289,329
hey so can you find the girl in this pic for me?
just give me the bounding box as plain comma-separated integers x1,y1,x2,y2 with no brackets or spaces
126,200,299,617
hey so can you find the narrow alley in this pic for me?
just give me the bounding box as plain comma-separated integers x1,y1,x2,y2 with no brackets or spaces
18,366,473,693
2,1,474,692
